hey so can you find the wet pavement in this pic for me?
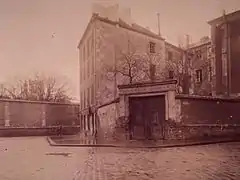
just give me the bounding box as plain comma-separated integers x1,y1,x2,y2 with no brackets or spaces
0,137,240,180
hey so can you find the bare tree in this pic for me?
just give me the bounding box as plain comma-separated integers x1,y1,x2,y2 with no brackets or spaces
103,39,144,85
0,84,10,99
2,73,72,102
165,50,212,94
165,52,188,93
141,45,165,82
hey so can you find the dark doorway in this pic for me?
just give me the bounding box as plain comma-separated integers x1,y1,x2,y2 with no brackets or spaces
129,95,165,140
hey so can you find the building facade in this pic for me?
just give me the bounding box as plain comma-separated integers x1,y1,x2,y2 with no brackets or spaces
78,6,240,135
186,37,213,96
208,10,240,96
78,5,172,134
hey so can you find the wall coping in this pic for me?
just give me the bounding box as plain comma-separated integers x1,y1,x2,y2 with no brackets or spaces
180,124,240,127
118,80,178,89
0,126,81,130
0,98,80,106
176,94,240,102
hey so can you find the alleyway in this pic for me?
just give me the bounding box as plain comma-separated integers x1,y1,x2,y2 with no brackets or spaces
0,137,239,180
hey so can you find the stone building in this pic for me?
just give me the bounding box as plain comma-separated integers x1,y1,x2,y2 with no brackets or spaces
186,37,213,96
77,4,185,134
208,10,240,96
165,42,186,93
77,6,240,141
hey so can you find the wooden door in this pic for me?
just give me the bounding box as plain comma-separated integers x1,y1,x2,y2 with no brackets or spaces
129,95,165,140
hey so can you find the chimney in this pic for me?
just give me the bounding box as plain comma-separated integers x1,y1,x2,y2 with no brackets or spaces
186,34,190,48
157,12,161,36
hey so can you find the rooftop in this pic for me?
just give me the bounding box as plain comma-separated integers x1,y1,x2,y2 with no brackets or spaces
78,13,164,48
208,10,240,26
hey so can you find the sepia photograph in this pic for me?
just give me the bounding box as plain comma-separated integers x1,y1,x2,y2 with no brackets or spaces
0,0,240,179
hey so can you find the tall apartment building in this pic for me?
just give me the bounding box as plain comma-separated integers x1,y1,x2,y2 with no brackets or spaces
208,10,240,96
78,5,176,132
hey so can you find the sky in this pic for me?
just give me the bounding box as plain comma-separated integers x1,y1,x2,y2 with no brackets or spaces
0,0,240,101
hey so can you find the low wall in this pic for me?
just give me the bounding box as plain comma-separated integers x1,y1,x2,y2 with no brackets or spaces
0,99,80,127
0,126,80,137
165,95,240,140
176,95,240,124
164,120,240,140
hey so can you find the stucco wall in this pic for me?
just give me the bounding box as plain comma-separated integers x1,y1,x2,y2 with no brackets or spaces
0,99,79,127
95,19,166,106
164,95,240,140
176,95,240,124
97,102,118,142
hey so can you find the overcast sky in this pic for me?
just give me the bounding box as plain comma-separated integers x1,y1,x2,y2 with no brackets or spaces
0,0,240,100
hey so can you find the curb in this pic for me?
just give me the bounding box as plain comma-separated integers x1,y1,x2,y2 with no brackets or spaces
46,137,240,149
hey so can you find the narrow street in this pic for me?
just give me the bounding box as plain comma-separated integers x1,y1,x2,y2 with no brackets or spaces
0,137,239,180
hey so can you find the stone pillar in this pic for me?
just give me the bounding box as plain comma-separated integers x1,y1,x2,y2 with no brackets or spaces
167,90,177,122
4,102,10,127
41,104,46,127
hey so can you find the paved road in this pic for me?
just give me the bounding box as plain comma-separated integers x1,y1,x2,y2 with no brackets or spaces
0,137,240,180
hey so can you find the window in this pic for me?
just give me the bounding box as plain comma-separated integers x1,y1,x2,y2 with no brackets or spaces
87,61,90,78
149,42,156,53
80,92,83,110
91,84,94,104
92,34,94,49
149,64,156,80
168,51,173,61
86,40,89,58
83,90,86,108
88,87,91,106
88,38,91,57
196,49,202,58
208,66,212,81
92,58,94,75
80,69,82,83
169,70,174,79
196,69,202,83
83,46,85,62
83,64,85,81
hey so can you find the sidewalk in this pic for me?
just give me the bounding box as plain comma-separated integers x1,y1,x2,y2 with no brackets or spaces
47,136,240,148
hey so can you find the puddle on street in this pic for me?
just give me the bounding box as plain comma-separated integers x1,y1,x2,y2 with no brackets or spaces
45,152,71,157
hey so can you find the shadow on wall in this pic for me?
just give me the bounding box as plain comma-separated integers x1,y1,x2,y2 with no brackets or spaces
96,101,120,142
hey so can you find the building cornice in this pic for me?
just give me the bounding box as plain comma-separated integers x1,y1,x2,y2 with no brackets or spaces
77,13,165,49
208,10,240,26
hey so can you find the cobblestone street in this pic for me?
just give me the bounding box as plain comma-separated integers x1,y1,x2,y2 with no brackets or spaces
0,137,240,180
78,142,240,180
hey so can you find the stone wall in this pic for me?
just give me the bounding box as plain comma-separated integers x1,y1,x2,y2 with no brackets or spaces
165,121,240,140
97,102,118,142
176,95,240,124
164,95,240,140
0,126,80,137
0,99,80,128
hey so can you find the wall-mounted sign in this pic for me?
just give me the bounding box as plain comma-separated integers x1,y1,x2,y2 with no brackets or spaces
119,84,175,95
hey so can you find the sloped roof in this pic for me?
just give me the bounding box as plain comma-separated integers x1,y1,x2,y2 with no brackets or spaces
77,13,164,48
165,41,184,52
208,10,240,26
